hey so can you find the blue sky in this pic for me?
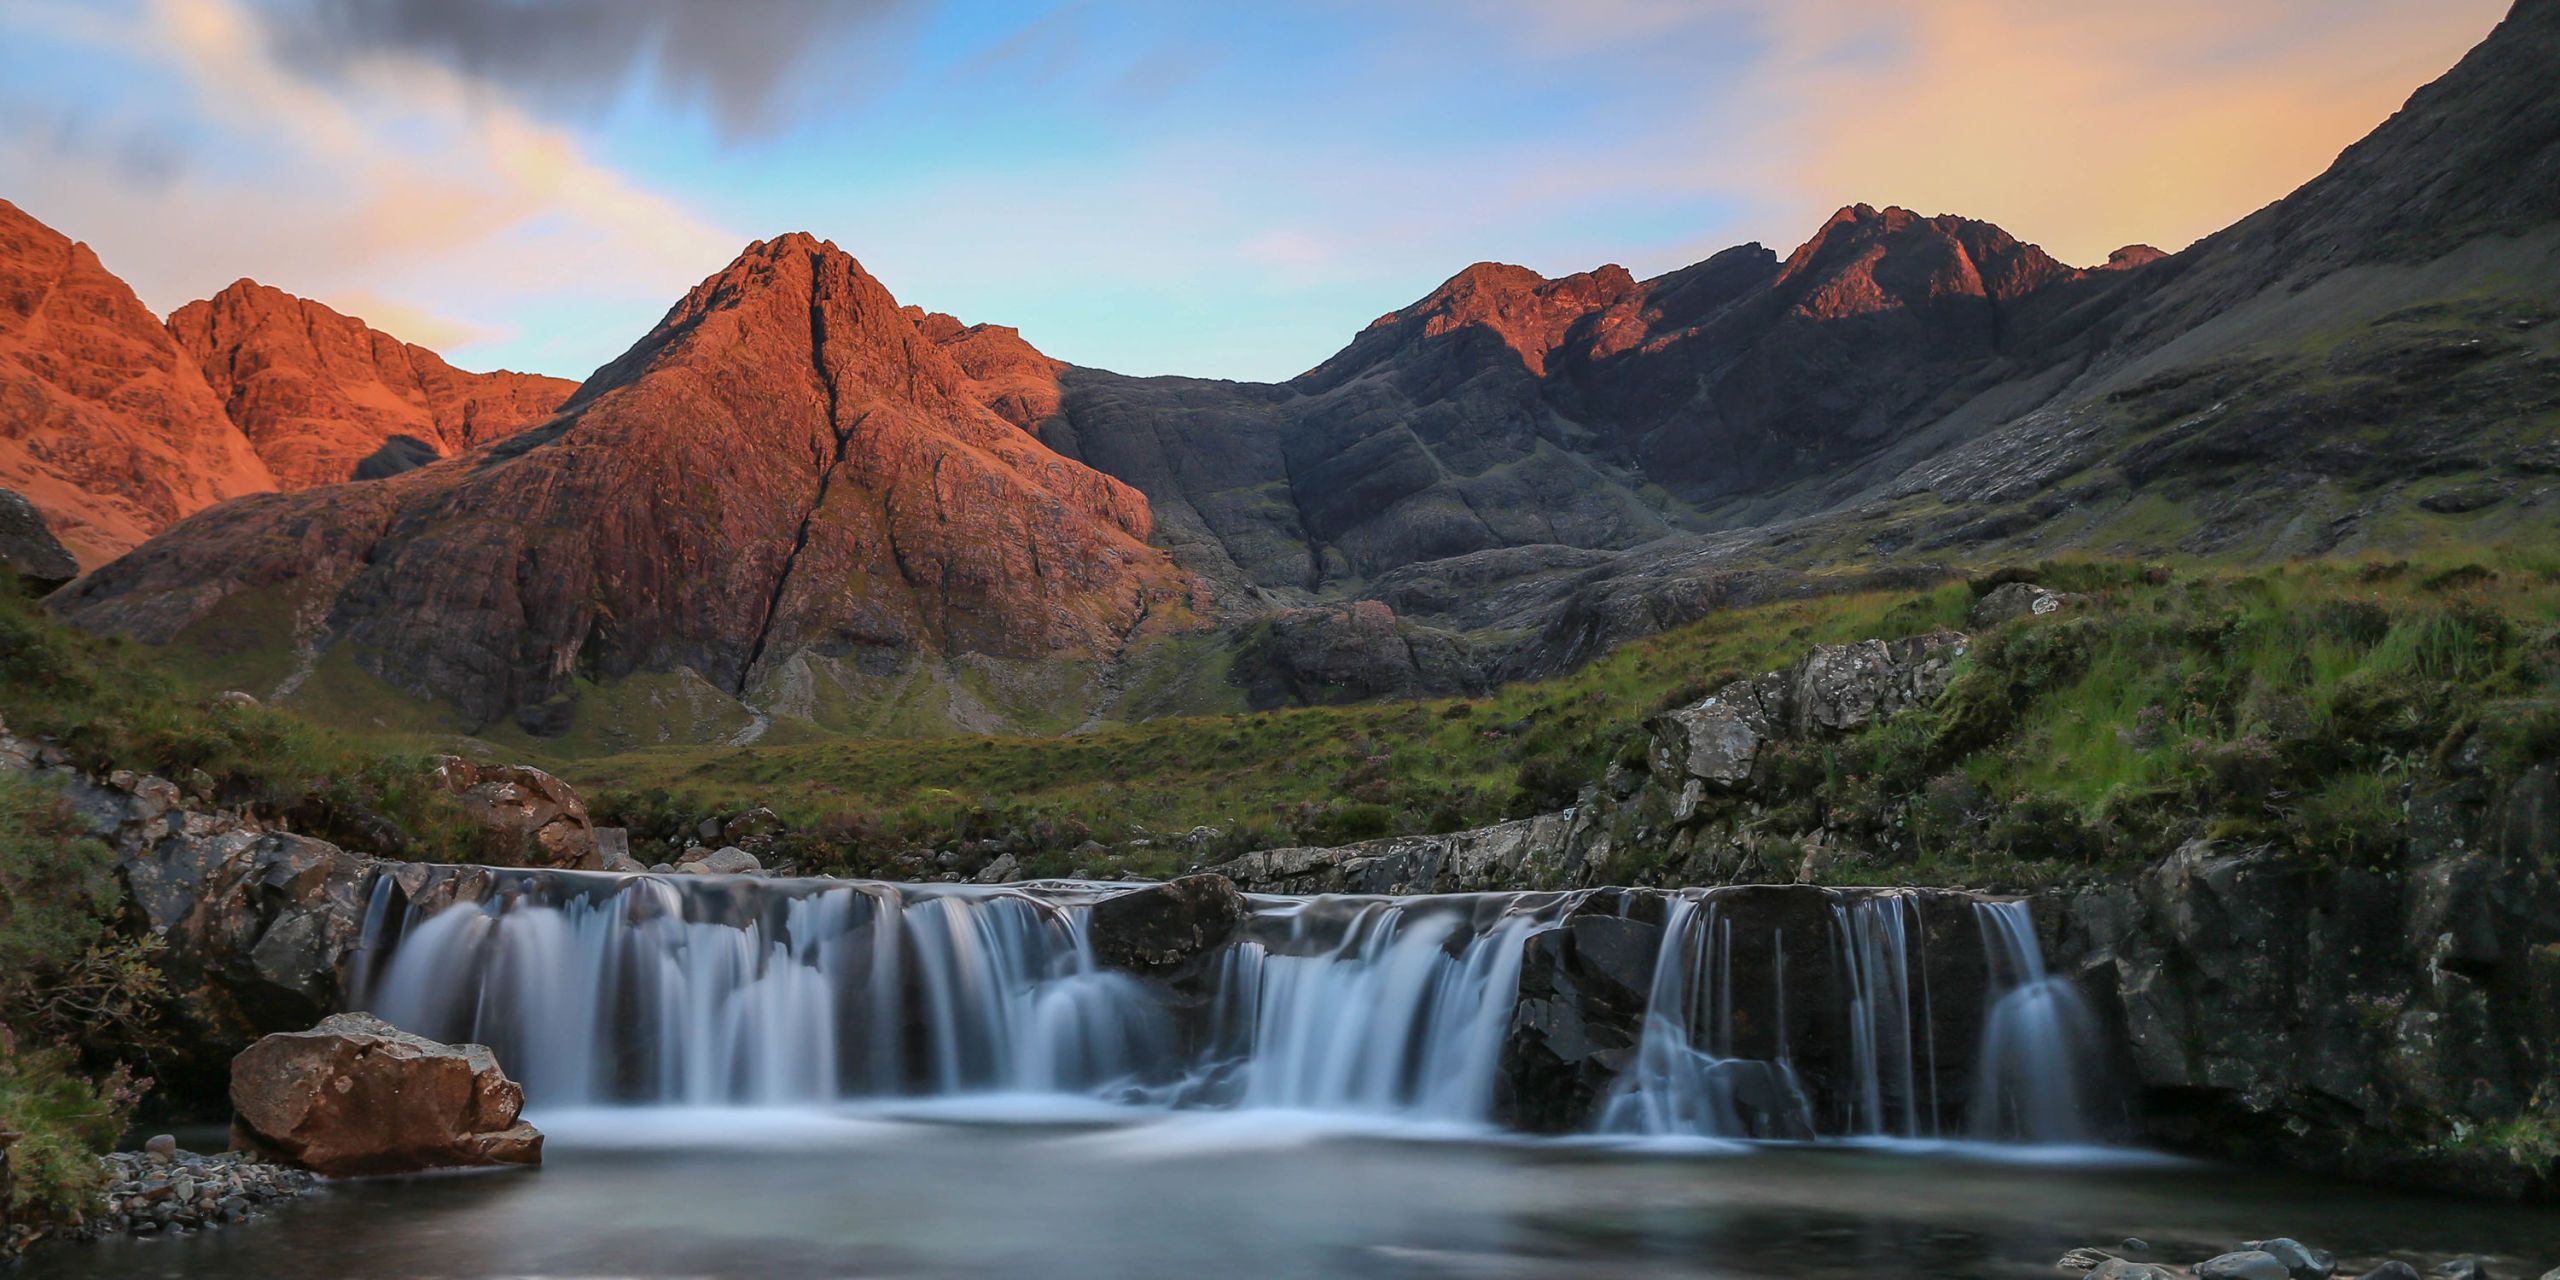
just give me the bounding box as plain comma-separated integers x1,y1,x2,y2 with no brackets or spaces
0,0,2510,383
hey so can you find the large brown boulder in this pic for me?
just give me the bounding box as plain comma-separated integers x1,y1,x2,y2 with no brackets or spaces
433,757,597,868
1086,874,1249,975
230,1013,542,1177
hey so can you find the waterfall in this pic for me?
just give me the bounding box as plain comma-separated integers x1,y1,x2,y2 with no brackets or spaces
354,871,2111,1144
1217,897,1537,1120
364,875,1173,1105
1968,900,2100,1142
1596,896,1818,1138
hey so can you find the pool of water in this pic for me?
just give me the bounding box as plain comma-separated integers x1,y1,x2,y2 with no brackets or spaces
40,1106,2560,1280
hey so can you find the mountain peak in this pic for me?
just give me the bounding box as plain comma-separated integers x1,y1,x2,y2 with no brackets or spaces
167,278,575,488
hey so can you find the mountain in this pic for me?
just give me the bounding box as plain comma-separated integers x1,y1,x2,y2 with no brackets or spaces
56,235,1204,742
168,281,575,489
47,0,2560,741
0,198,275,567
0,199,575,569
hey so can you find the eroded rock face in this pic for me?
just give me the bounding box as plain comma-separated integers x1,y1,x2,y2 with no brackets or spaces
230,1013,542,1176
1086,873,1248,975
168,280,573,489
433,756,597,869
2057,741,2560,1198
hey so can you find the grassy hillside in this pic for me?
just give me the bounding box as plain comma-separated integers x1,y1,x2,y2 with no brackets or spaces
558,550,2560,883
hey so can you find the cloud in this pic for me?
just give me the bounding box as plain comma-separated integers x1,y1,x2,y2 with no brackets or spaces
0,0,742,376
252,0,913,141
1689,0,2510,266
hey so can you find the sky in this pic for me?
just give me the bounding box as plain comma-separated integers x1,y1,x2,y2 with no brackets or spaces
0,0,2514,384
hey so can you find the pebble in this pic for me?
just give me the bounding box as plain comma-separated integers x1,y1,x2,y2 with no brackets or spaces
84,1146,318,1243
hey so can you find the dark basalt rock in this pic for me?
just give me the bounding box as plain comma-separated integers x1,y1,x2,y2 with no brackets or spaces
0,485,75,590
1086,873,1249,976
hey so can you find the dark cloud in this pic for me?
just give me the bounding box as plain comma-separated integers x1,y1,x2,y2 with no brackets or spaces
252,0,912,140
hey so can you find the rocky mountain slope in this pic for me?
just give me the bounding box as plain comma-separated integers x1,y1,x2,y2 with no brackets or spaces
0,199,275,568
56,235,1204,741
40,2,2560,741
0,200,571,568
168,280,574,489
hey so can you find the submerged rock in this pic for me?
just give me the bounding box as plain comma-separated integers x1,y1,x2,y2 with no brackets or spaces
230,1012,543,1176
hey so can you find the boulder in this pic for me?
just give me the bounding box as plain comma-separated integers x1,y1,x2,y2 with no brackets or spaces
229,1013,542,1176
0,486,77,591
722,807,787,844
688,846,762,875
2198,1252,2295,1280
432,757,598,869
1968,580,2080,628
593,827,644,873
1086,874,1248,974
2249,1238,2336,1280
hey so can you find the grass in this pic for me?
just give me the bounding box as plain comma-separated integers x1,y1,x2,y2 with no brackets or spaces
544,550,2560,886
568,580,1984,871
0,590,487,862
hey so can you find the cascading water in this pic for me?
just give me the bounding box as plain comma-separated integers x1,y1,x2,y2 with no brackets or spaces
354,871,2110,1144
1212,896,1538,1119
1969,899,2102,1142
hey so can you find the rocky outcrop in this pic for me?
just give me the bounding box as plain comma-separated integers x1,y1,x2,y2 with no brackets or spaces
2057,745,2560,1197
1496,885,2004,1136
1648,631,1967,795
1086,873,1248,975
229,1013,543,1176
1968,580,2081,629
0,199,274,567
168,280,573,489
1238,600,1485,708
56,234,1205,738
432,756,598,869
0,485,75,589
1213,812,1581,895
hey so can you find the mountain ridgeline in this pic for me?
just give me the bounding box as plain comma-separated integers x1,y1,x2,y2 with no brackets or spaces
36,0,2560,744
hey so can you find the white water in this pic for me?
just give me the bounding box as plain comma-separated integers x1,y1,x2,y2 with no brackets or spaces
1970,899,2101,1141
357,872,2105,1142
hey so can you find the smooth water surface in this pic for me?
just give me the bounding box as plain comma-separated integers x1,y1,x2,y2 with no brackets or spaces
41,1107,2560,1280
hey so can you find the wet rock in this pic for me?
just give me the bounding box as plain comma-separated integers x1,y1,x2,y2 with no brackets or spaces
143,1133,177,1159
2198,1252,2293,1280
1087,874,1248,975
229,1012,544,1176
2249,1238,2336,1279
2091,1261,2182,1280
432,757,599,869
2356,1265,2422,1280
2431,1261,2487,1280
1499,897,1664,1132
